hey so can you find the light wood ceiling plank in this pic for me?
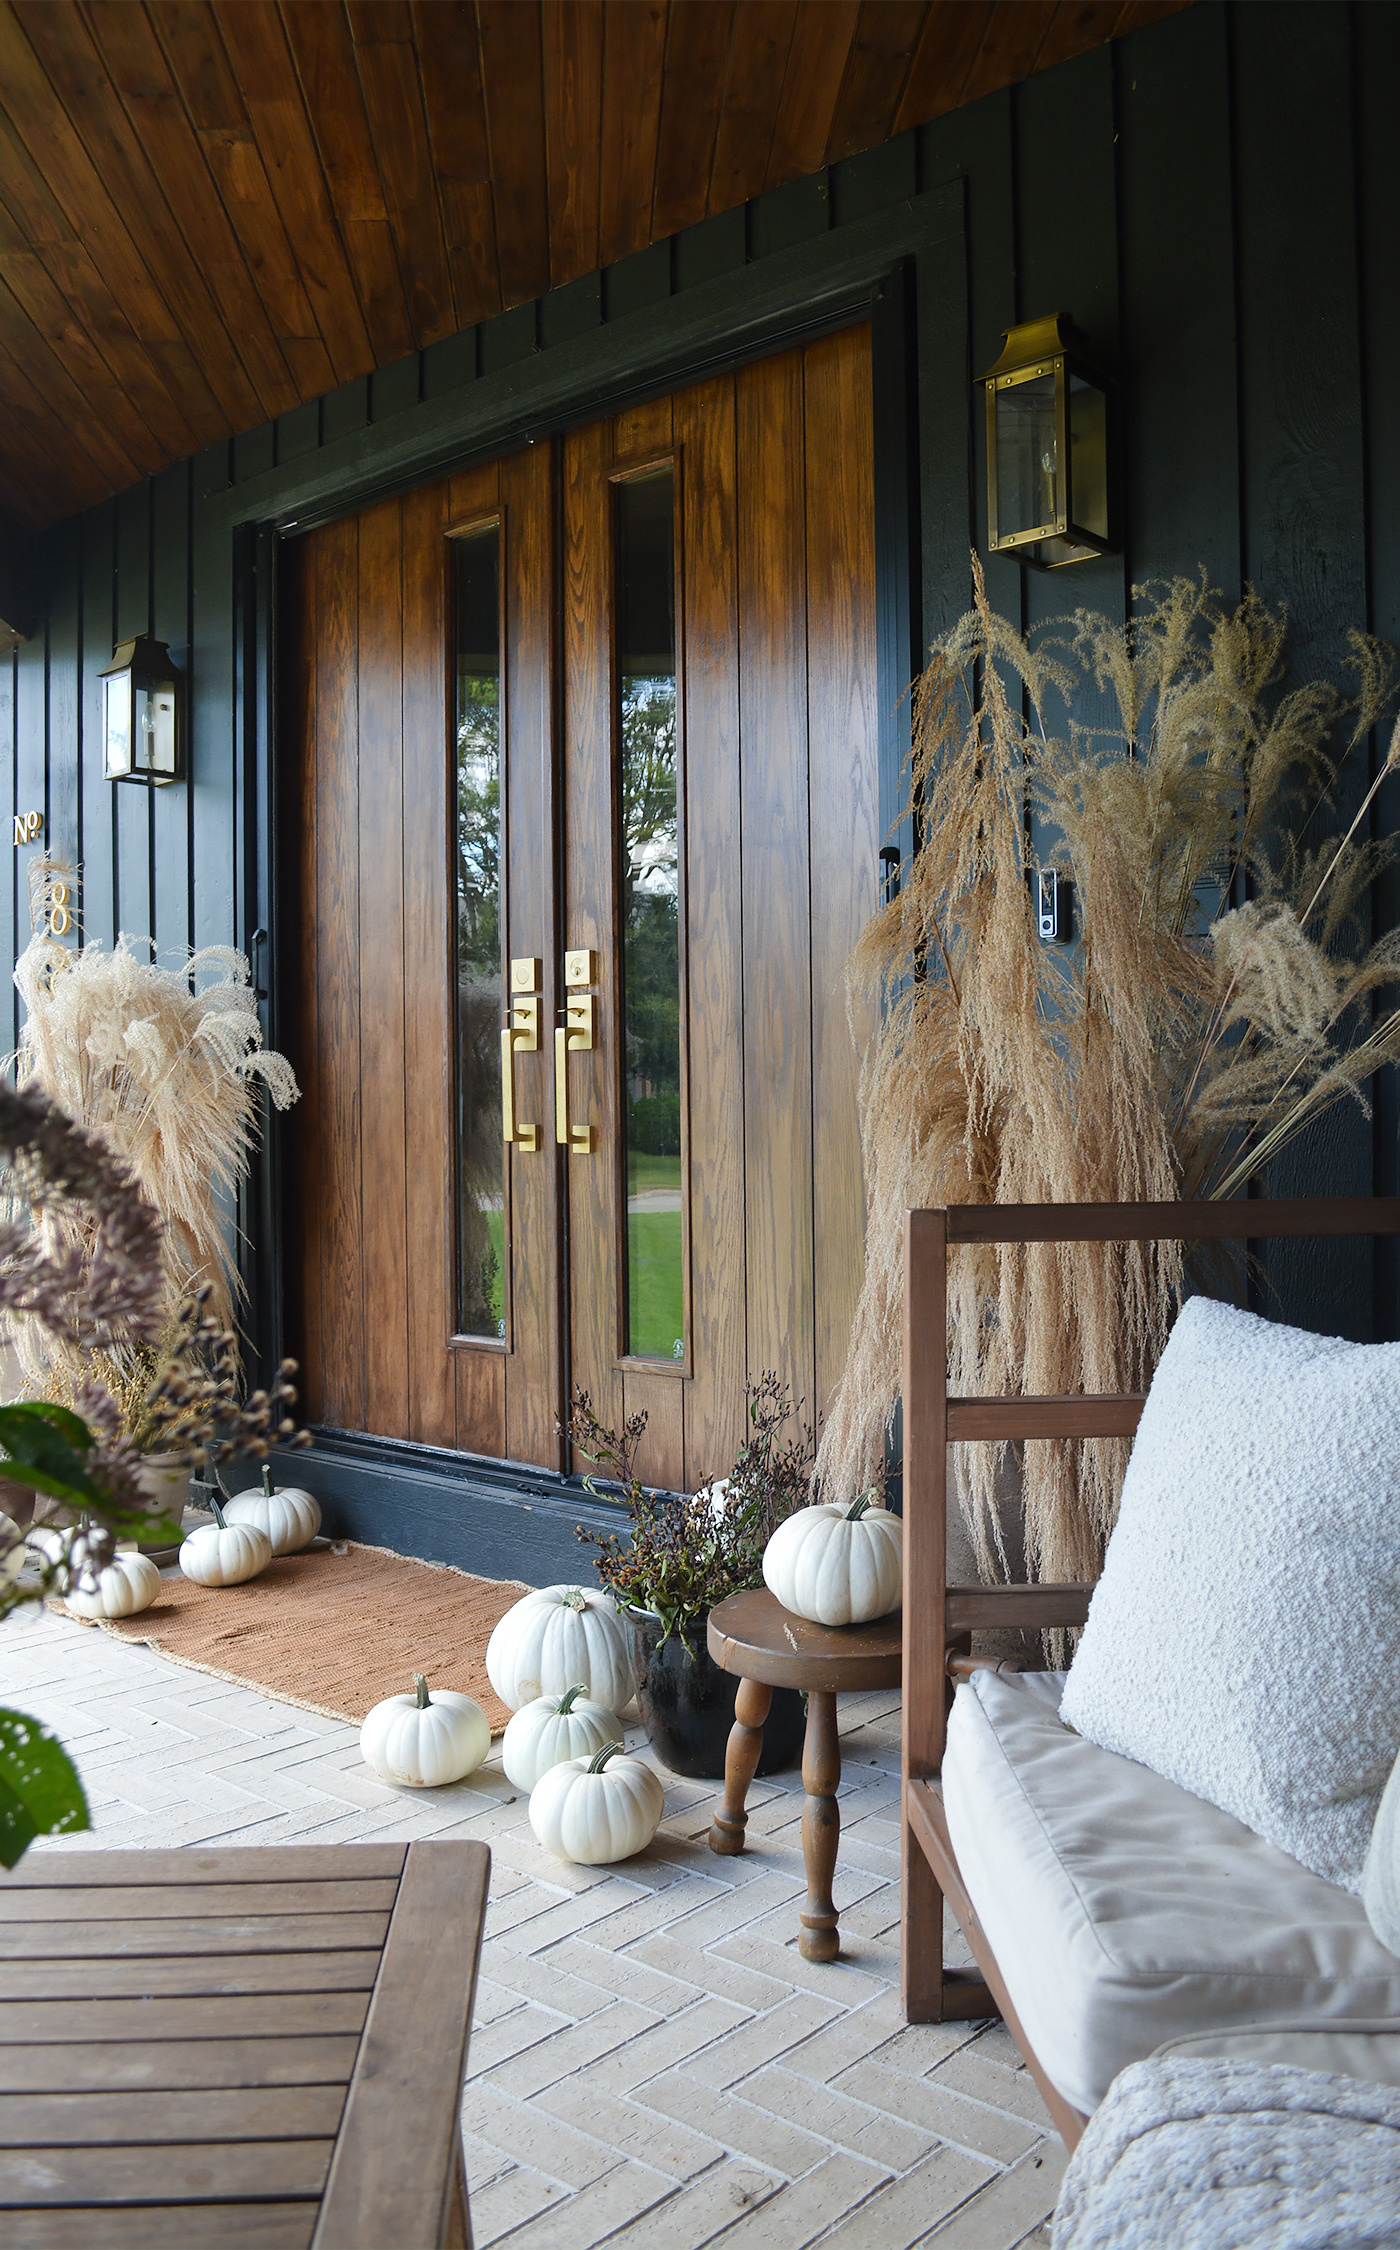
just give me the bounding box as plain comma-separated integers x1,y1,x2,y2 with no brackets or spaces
707,0,799,219
0,323,120,519
823,0,931,164
10,0,266,442
543,0,603,291
346,5,456,343
0,250,164,478
764,0,860,188
1033,0,1135,75
410,0,499,332
477,0,551,307
208,0,374,385
87,1,321,413
957,0,1058,109
891,0,996,133
598,0,666,267
651,0,736,241
278,0,416,365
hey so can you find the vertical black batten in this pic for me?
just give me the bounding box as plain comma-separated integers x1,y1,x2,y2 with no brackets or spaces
871,259,922,889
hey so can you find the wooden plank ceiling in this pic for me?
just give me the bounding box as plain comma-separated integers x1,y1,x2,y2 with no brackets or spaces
0,0,1191,530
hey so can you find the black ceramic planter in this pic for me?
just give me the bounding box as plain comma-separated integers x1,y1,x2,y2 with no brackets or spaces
624,1607,805,1780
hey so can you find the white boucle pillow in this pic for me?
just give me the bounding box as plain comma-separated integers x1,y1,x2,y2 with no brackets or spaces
1060,1295,1400,1893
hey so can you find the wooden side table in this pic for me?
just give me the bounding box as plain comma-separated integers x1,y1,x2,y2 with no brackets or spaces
707,1588,902,1962
0,1839,490,2249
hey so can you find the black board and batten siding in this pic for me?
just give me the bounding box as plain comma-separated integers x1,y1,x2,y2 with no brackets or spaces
2,0,1397,1577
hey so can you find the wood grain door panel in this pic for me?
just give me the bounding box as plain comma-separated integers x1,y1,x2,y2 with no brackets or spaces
284,326,875,1497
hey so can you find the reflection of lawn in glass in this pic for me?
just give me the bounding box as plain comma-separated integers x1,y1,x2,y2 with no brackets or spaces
627,1153,682,1197
484,1208,503,1335
628,1211,683,1359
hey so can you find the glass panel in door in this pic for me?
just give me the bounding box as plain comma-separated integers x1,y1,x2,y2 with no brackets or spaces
453,522,505,1340
616,470,685,1362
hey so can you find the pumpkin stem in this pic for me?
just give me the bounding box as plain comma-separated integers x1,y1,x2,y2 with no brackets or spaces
844,1489,878,1521
561,1587,588,1611
587,1740,625,1774
262,1464,274,1497
414,1673,431,1708
557,1683,589,1713
210,1495,228,1530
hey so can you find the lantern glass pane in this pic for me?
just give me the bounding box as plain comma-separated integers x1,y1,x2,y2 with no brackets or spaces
1068,375,1109,544
995,372,1059,539
133,684,158,775
103,672,133,777
150,688,178,779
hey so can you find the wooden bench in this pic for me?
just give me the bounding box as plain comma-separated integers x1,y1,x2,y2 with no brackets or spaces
0,1839,490,2248
900,1196,1400,2147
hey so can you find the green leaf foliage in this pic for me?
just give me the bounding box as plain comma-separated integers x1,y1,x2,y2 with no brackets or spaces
0,1707,90,1868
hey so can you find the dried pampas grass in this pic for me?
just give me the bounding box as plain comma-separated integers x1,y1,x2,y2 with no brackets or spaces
9,862,299,1387
818,561,1400,1589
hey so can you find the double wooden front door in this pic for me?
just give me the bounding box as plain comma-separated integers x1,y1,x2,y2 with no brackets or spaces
283,325,877,1493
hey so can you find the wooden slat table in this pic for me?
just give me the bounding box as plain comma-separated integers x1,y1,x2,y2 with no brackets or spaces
0,1840,491,2249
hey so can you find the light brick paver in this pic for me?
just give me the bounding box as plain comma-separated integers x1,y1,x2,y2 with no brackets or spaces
4,1596,1062,2246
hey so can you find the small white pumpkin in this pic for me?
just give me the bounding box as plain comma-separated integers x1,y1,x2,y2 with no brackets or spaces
486,1583,633,1713
762,1492,902,1626
222,1463,321,1556
65,1548,161,1621
360,1673,490,1787
179,1497,272,1588
529,1740,664,1864
501,1682,618,1791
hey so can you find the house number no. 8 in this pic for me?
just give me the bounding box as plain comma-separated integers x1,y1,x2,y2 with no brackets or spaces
49,881,71,936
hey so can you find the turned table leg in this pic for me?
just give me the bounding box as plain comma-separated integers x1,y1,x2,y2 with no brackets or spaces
709,1676,772,1856
799,1689,841,1961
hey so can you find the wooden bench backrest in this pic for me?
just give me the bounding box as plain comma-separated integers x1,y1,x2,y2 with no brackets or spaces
901,1198,1400,1783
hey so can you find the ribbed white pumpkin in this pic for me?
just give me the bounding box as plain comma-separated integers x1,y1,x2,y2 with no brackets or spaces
179,1497,272,1588
223,1464,321,1556
360,1674,490,1787
65,1548,161,1620
502,1683,617,1791
486,1584,632,1713
762,1493,902,1625
529,1740,664,1863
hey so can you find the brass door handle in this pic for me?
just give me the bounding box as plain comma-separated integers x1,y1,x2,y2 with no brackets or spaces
556,949,596,1154
502,958,541,1153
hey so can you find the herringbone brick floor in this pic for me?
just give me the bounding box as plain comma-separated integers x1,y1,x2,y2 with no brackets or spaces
3,1597,1063,2249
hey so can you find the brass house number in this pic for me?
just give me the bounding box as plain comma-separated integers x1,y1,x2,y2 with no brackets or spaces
13,810,42,846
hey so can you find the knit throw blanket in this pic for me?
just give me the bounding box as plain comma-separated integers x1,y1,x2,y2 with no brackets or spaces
1053,2057,1400,2250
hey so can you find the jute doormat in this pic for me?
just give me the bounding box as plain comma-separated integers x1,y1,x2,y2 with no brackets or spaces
54,1542,530,1733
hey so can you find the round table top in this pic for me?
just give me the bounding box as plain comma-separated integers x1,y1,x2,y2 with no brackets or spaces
707,1588,903,1693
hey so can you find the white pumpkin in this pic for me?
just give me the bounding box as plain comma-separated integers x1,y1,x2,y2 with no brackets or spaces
65,1548,161,1621
179,1497,272,1588
529,1740,664,1864
360,1673,490,1787
501,1682,618,1792
762,1492,902,1626
222,1464,321,1556
486,1584,633,1713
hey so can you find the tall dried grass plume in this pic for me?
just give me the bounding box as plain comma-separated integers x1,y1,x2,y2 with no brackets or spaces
817,562,1400,1588
8,862,299,1393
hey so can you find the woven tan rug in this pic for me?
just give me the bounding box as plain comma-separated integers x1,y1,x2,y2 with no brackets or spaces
55,1542,529,1733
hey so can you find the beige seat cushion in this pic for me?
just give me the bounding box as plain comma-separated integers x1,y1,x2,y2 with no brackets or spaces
941,1670,1400,2117
1153,2023,1400,2087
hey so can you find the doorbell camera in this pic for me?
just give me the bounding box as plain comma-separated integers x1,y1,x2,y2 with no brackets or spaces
1037,867,1071,943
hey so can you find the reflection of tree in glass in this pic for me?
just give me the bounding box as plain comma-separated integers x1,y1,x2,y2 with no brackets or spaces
456,672,503,1336
622,677,681,1154
457,676,500,981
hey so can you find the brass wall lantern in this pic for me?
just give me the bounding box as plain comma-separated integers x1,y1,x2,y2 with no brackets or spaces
98,634,185,784
981,315,1114,568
